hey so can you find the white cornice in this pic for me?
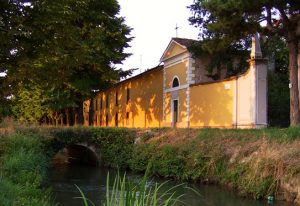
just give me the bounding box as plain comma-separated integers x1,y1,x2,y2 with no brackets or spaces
164,84,188,93
164,52,190,69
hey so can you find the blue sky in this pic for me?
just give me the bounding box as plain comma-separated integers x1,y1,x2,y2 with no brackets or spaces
117,0,199,75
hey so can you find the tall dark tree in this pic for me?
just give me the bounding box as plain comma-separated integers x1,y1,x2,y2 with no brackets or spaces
262,36,290,126
189,0,300,126
0,0,30,76
1,0,132,124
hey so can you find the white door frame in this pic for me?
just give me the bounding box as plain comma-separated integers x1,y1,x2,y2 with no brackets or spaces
171,98,179,127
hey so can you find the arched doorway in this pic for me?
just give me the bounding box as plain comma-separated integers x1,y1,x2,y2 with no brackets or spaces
171,76,180,127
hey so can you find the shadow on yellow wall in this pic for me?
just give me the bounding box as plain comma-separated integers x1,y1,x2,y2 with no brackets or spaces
88,66,163,128
189,81,234,128
129,72,163,127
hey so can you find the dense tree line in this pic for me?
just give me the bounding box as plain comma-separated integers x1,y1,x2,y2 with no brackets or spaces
263,37,290,127
0,0,132,125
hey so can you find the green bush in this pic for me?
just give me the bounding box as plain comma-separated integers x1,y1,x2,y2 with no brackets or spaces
129,143,156,172
91,128,135,168
150,145,185,178
0,134,51,206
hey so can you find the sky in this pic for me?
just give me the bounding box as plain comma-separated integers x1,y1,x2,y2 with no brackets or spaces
116,0,199,75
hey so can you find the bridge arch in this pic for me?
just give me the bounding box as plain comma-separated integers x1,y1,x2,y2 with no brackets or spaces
53,142,101,166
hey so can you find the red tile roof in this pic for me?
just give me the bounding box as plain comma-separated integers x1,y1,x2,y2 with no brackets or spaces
172,37,198,47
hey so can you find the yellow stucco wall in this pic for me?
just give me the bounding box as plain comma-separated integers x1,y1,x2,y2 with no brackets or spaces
164,92,171,124
178,89,187,123
163,88,187,127
165,60,188,89
82,35,262,129
163,43,186,60
189,80,234,128
90,68,163,128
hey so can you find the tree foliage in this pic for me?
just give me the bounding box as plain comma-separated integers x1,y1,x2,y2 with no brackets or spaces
189,0,300,126
12,81,50,122
0,0,132,124
268,71,290,127
261,36,289,74
189,0,299,41
0,76,12,120
188,39,249,79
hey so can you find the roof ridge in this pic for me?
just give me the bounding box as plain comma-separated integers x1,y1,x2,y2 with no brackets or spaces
172,37,196,41
171,37,198,47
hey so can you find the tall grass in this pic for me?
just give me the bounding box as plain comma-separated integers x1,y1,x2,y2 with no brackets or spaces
76,173,185,206
2,124,300,203
0,133,52,206
129,128,300,200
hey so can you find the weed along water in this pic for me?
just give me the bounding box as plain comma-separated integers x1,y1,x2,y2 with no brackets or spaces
3,127,300,205
49,164,293,206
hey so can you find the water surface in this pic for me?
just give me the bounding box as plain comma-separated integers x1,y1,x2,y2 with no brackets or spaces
49,165,294,206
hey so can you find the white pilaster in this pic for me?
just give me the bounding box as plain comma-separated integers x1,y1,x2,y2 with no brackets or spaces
185,57,196,126
248,33,267,127
250,33,262,59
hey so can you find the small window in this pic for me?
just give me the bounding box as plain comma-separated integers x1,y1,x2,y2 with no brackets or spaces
126,112,129,125
115,90,118,106
106,94,109,108
100,96,103,109
115,113,118,127
172,77,179,88
126,88,130,104
106,114,109,126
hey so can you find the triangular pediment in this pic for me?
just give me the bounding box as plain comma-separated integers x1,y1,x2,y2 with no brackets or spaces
160,40,187,62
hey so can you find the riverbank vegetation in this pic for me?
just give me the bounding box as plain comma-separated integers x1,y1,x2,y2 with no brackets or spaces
77,173,184,206
0,126,183,205
1,125,300,204
0,133,51,206
130,128,300,201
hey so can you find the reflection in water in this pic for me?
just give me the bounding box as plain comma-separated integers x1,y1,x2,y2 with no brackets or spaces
49,165,294,206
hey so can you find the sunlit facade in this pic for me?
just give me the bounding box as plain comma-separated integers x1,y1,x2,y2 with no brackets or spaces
84,36,267,128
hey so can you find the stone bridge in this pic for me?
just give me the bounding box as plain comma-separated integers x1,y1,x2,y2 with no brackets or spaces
53,142,101,166
42,127,135,168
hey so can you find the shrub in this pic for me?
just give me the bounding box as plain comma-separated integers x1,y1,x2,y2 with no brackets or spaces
0,134,51,206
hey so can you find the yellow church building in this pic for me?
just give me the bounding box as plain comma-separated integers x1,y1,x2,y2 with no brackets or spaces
83,34,267,128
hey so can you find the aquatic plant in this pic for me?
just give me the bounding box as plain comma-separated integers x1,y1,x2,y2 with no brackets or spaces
76,172,184,206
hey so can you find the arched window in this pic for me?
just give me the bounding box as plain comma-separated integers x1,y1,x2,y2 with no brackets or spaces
172,77,179,88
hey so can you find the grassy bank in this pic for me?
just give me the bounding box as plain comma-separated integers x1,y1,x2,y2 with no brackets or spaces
0,125,136,206
1,125,300,204
129,128,300,202
0,133,51,206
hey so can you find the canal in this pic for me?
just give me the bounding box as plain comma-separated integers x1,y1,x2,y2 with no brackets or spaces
49,164,294,206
